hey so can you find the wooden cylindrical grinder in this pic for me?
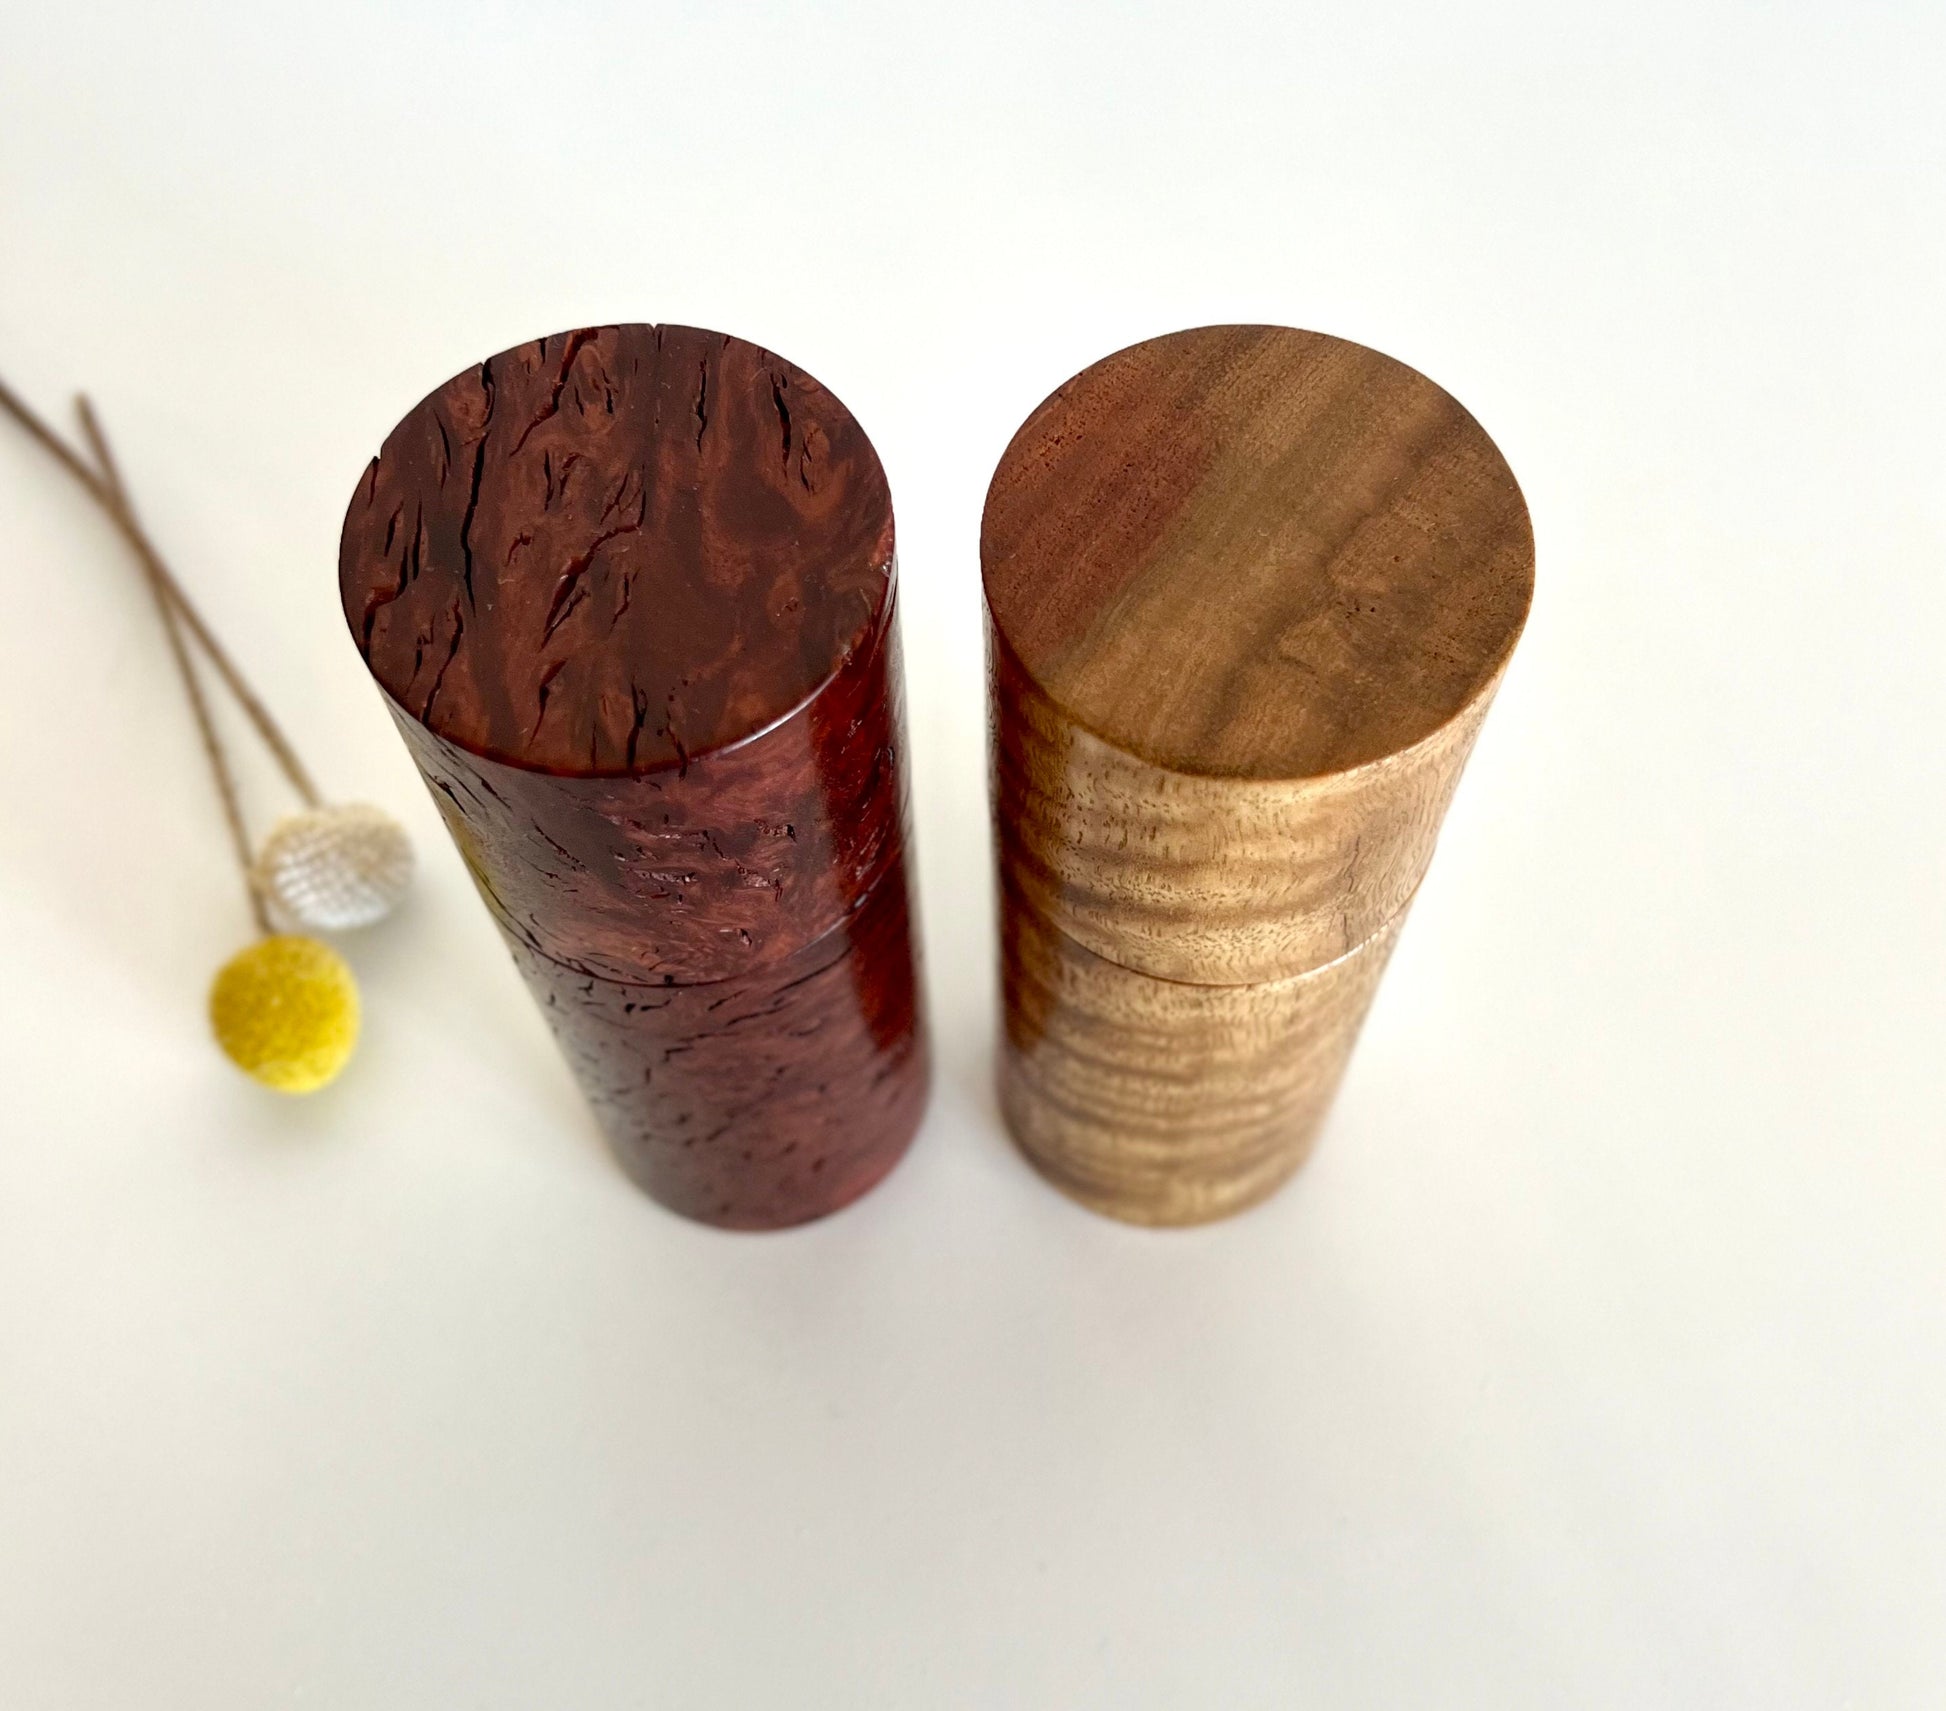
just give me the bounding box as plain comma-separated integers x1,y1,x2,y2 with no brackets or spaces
339,325,928,1228
984,326,1533,1226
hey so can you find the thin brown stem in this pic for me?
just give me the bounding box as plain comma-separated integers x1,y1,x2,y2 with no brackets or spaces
0,372,322,805
69,399,269,933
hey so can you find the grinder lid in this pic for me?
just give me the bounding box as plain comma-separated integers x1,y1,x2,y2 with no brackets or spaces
341,323,894,776
981,325,1533,781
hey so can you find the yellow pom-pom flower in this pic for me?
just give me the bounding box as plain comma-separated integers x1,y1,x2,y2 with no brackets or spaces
208,935,360,1093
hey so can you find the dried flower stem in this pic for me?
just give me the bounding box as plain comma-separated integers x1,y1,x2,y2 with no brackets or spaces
0,371,321,807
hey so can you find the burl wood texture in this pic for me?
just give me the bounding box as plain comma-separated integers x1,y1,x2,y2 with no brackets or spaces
984,326,1532,1224
340,325,927,1228
507,856,925,1228
384,609,908,987
347,325,892,776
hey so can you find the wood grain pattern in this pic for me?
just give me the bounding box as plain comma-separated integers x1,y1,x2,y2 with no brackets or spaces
983,324,1532,781
984,326,1531,1223
991,614,1505,984
340,325,927,1228
999,876,1403,1226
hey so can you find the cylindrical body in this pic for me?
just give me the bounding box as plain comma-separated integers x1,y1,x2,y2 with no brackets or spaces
340,324,927,1228
983,325,1533,1225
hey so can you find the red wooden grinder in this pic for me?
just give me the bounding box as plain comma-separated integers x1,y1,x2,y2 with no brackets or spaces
339,324,927,1227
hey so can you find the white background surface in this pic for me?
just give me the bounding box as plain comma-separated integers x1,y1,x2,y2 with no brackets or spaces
2,3,1942,1705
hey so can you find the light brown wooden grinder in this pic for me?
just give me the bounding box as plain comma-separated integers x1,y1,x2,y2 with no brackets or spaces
984,325,1533,1225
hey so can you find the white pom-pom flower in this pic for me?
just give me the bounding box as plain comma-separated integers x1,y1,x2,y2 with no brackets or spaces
252,803,414,934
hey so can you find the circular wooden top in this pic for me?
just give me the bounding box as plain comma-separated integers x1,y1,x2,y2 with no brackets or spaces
340,324,894,775
981,326,1533,780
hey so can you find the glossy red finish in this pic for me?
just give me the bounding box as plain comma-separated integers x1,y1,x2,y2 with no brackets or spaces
340,324,927,1227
